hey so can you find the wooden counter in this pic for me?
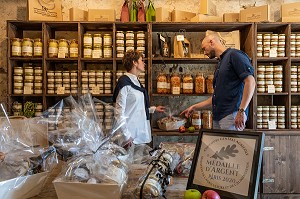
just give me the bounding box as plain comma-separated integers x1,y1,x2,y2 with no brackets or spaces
29,163,187,199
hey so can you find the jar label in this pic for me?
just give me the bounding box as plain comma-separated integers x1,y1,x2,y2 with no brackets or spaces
172,87,180,94
34,47,42,54
84,48,92,56
192,119,201,125
70,47,78,54
49,47,58,54
59,47,68,54
92,49,102,58
84,37,92,45
157,82,167,89
94,37,102,45
22,46,32,53
12,46,21,53
183,83,193,89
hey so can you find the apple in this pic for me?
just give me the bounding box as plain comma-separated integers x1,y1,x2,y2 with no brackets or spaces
184,189,201,199
188,126,195,133
201,190,221,199
179,125,186,133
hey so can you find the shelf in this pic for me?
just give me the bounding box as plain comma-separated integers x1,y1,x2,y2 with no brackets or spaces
152,57,218,64
7,20,42,30
257,92,289,96
291,58,300,62
92,94,113,97
152,128,199,136
116,58,148,62
9,57,43,61
81,58,114,63
256,57,288,62
10,94,43,97
45,94,75,97
291,93,300,95
45,22,78,31
45,58,78,62
152,93,212,97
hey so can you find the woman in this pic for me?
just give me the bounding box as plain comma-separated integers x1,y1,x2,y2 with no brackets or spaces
113,50,165,146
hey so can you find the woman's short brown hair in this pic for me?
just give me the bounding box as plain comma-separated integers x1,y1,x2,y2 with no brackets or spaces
122,50,144,72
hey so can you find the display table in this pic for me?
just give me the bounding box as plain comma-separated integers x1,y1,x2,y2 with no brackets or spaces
29,163,188,199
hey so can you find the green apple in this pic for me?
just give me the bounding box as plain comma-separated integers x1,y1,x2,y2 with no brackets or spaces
188,126,195,133
184,189,201,199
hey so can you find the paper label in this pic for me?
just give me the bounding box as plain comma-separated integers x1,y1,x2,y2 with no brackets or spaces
177,35,184,41
24,86,32,94
269,48,277,57
58,52,65,58
268,120,276,129
92,86,100,94
267,85,275,93
57,87,65,94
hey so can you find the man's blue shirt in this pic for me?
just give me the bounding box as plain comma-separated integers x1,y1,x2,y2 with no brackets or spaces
212,48,254,121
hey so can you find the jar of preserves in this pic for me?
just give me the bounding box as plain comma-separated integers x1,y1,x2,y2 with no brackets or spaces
126,39,134,46
93,33,102,46
195,73,205,94
116,39,125,46
157,72,167,94
166,74,171,94
171,73,181,95
48,39,58,58
206,75,214,94
69,39,78,58
137,39,145,47
33,38,42,57
116,31,124,40
192,111,202,130
11,38,22,57
103,46,112,58
126,31,134,40
183,74,193,94
84,46,92,58
14,86,23,94
93,45,102,58
83,33,92,47
24,66,34,75
14,67,23,75
34,67,42,75
22,38,33,57
14,75,23,81
202,110,212,129
137,31,145,40
58,39,69,58
103,34,112,46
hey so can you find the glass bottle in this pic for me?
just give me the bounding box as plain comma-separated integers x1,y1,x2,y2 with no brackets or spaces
22,38,33,57
130,0,138,22
206,75,214,94
157,72,167,94
33,38,43,57
69,39,78,58
48,39,58,58
11,38,22,57
195,73,205,94
171,73,181,95
192,111,202,130
182,74,193,94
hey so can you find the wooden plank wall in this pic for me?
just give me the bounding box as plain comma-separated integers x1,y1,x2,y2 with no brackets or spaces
263,135,300,194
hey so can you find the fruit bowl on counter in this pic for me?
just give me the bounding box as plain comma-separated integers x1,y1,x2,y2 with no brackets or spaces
157,116,187,131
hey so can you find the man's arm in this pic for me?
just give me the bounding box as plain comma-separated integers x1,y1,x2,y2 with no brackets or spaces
180,97,212,118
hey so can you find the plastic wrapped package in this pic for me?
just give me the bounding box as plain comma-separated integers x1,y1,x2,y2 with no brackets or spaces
0,103,58,199
159,142,196,177
133,149,180,199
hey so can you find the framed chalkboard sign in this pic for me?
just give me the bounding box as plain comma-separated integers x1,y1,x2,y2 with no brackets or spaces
187,129,264,199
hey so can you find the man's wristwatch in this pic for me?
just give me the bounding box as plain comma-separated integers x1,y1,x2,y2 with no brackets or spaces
238,108,245,113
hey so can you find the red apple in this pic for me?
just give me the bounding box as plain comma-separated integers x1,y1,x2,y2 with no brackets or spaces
201,190,221,199
179,125,186,133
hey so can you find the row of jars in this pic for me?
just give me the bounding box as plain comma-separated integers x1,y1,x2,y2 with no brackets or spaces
94,102,115,132
257,106,285,129
291,65,300,92
83,33,112,58
81,70,112,94
13,65,43,94
11,38,43,57
157,72,214,95
116,31,146,58
47,70,78,94
257,33,286,57
190,110,213,130
291,105,300,129
12,101,43,117
116,70,146,87
257,64,283,93
290,33,300,57
48,39,78,58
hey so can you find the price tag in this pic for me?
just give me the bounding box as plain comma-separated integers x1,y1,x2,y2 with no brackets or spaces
269,48,277,57
24,86,32,94
268,120,276,129
91,86,100,94
92,50,101,58
159,34,166,42
177,35,184,41
267,85,275,93
56,87,65,94
58,52,65,58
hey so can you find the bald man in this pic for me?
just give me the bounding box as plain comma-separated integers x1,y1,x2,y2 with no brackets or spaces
181,34,255,131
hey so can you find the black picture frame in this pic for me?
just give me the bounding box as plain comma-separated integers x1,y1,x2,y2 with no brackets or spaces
187,129,265,199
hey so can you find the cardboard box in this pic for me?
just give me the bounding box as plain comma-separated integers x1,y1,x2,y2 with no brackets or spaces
88,9,115,21
206,30,240,50
27,0,62,21
191,14,222,22
171,10,196,22
223,13,239,22
53,179,123,199
69,8,88,21
280,16,300,22
200,0,217,16
240,5,270,22
156,7,171,22
0,172,49,199
281,2,300,17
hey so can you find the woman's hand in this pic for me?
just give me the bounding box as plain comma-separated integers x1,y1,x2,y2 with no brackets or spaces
155,106,166,113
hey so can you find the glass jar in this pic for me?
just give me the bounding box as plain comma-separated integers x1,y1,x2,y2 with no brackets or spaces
84,33,92,47
84,46,92,58
171,73,181,95
48,39,58,58
33,38,43,57
182,74,193,94
93,45,102,58
69,39,78,58
195,73,205,94
58,39,69,58
157,72,167,94
93,33,102,47
14,67,23,75
126,31,134,40
202,110,212,129
103,46,112,58
22,38,33,57
103,34,112,46
137,31,145,40
11,38,22,57
206,75,214,94
116,31,124,40
166,74,171,94
192,111,202,130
